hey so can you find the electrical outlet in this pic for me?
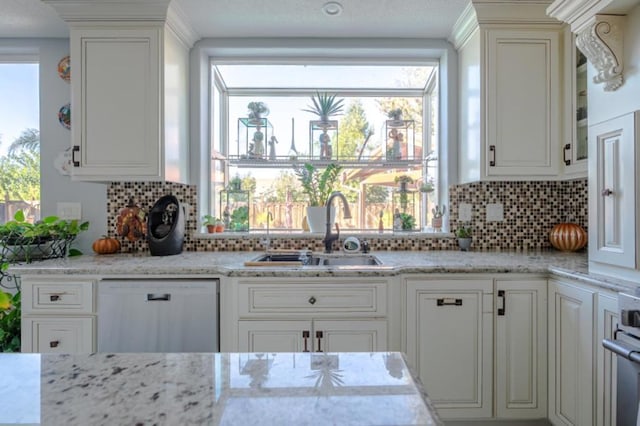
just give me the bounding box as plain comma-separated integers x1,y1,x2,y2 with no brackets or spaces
486,203,504,222
57,202,82,220
459,203,472,222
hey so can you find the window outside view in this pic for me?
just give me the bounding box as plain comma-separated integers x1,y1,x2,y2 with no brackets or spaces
0,63,40,224
210,64,439,233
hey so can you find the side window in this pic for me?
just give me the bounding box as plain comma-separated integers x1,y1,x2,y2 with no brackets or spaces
0,61,40,224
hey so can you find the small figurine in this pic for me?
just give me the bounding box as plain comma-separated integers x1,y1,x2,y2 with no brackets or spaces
268,136,278,160
389,128,404,160
253,129,264,158
393,209,402,231
319,132,331,160
378,210,384,233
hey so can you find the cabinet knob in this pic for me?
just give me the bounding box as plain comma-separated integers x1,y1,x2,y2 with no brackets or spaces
50,294,61,302
601,188,614,197
49,340,60,348
308,296,316,305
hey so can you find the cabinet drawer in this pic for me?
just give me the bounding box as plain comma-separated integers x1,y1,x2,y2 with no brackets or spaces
23,280,94,313
22,317,94,353
238,281,387,317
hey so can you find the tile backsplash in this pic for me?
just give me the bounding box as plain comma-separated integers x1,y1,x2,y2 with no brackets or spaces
107,182,198,253
448,179,588,250
107,179,587,252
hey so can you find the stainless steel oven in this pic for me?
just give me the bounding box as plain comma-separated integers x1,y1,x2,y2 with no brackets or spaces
602,291,640,426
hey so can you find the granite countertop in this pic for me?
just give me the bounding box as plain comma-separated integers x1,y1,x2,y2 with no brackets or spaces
0,351,442,426
9,249,632,292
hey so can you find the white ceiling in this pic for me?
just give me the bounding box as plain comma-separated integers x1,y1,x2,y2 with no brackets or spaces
0,0,471,39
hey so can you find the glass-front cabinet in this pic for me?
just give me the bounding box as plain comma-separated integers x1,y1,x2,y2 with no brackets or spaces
563,33,588,175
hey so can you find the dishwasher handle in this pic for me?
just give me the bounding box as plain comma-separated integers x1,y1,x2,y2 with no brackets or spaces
147,293,171,301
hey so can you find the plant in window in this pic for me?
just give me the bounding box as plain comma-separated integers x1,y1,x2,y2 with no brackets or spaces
247,101,269,121
230,206,249,232
387,108,404,121
294,163,343,207
302,92,345,123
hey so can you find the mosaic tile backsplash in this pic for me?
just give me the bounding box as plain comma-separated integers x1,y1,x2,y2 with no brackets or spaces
448,179,588,250
107,182,198,253
107,179,587,252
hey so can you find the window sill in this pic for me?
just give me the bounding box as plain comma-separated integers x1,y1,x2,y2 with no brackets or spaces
193,230,455,240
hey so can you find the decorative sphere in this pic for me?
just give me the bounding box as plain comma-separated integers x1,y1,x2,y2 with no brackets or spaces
549,223,587,251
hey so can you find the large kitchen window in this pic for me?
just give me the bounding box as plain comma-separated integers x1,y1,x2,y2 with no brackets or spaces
0,60,40,224
209,62,439,232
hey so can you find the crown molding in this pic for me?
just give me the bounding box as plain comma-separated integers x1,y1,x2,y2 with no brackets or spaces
449,2,479,49
472,0,562,25
166,1,200,48
547,0,639,31
42,0,171,22
576,14,625,90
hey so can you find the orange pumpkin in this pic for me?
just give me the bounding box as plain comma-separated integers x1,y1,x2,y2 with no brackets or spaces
92,236,121,254
549,223,587,251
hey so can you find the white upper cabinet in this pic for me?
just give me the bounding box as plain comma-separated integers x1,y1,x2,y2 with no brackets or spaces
454,2,563,182
588,111,639,269
46,1,194,183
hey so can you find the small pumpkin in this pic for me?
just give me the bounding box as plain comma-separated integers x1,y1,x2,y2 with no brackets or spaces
92,236,121,255
549,223,587,251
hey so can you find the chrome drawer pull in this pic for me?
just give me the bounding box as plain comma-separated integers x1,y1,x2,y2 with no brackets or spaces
147,294,171,301
437,298,462,306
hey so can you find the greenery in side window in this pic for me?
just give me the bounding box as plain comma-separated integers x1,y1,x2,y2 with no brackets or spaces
0,286,20,352
230,206,249,232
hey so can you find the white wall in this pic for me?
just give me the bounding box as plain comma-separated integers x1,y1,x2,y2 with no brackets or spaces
588,4,640,125
0,38,107,253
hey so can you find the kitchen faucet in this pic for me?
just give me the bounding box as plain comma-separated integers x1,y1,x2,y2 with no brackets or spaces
323,192,352,253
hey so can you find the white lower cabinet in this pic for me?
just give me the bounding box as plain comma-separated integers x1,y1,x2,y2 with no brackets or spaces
238,319,387,353
20,277,96,353
405,277,493,419
230,277,390,354
548,279,595,426
23,317,94,353
595,292,618,426
495,279,547,419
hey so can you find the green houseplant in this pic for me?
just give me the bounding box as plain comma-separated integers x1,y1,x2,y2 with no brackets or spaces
0,210,89,352
455,224,472,251
302,92,345,123
294,162,343,233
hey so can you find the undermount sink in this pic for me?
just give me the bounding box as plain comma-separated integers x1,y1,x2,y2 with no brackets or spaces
248,252,382,266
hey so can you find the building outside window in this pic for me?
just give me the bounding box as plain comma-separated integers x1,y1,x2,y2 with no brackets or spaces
209,62,439,232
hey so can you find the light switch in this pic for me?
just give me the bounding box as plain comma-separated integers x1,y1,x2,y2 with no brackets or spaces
459,203,472,222
486,203,504,222
57,202,82,220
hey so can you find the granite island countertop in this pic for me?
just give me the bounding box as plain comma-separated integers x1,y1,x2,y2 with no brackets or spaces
0,351,442,426
9,249,635,292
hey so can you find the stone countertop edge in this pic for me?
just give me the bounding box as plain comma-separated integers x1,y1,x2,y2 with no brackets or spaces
7,250,630,293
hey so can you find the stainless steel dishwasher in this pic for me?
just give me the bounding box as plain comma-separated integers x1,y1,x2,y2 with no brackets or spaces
98,279,219,353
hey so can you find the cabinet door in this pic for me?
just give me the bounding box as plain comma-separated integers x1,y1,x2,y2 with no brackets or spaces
22,317,94,353
485,29,560,177
405,278,493,419
495,279,547,419
588,111,639,268
596,293,618,426
548,279,595,426
238,320,311,352
70,27,162,181
313,319,387,352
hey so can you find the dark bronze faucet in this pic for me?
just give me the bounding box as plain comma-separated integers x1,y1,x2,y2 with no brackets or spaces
323,192,352,253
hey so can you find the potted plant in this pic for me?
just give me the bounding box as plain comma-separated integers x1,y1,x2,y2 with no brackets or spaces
431,205,446,231
247,101,269,122
455,224,472,251
228,175,243,191
399,212,416,231
387,108,404,122
230,206,249,232
202,215,224,233
294,162,343,233
0,289,20,352
302,91,345,123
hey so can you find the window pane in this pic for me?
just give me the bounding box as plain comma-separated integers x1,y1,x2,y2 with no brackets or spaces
0,63,40,224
